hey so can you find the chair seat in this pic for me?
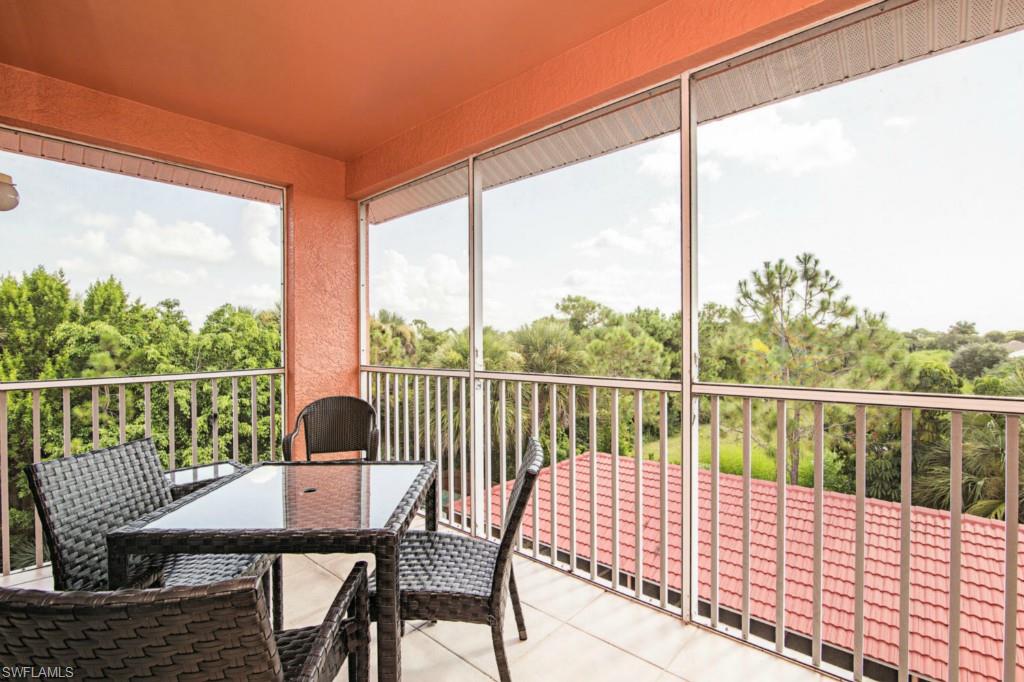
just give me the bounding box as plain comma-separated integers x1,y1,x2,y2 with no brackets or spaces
370,531,499,622
161,553,273,587
276,625,319,681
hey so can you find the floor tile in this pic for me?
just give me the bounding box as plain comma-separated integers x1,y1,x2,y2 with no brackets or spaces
511,556,604,621
282,556,344,629
337,626,492,682
512,622,664,682
664,627,822,682
418,602,561,679
569,591,692,668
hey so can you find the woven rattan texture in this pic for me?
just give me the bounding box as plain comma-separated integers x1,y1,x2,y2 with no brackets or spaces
283,396,379,461
26,438,271,593
0,562,369,682
369,440,543,682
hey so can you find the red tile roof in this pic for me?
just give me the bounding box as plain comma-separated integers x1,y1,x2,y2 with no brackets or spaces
475,453,1023,682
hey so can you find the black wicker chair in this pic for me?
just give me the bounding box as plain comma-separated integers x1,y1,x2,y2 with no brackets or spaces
283,396,379,461
0,561,369,682
24,437,283,626
369,439,544,682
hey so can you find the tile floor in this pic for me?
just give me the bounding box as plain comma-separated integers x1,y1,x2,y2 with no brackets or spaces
1,549,833,681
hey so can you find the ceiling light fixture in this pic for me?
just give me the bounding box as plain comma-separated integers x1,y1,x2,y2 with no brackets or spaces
0,173,19,211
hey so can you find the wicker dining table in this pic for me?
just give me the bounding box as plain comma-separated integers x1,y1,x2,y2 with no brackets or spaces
107,459,438,682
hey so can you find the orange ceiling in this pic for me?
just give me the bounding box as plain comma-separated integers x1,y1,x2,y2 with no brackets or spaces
0,0,670,161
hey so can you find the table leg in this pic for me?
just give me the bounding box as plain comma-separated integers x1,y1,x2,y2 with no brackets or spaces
375,536,402,682
426,469,438,532
106,540,129,590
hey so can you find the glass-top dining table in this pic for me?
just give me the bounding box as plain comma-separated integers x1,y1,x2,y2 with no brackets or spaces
107,460,438,682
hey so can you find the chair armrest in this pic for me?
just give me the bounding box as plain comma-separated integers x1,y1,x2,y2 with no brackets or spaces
282,427,301,461
367,426,380,461
294,561,369,682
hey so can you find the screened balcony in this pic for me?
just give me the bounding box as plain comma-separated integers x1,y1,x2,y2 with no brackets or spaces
1,0,1023,680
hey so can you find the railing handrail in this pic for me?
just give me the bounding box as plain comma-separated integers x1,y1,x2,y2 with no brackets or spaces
0,367,285,392
362,365,1024,414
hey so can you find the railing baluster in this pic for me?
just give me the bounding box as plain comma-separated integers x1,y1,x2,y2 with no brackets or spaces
250,376,258,465
742,397,752,639
434,376,442,520
659,391,669,608
32,390,42,567
414,376,420,461
949,411,963,682
62,388,71,456
168,382,176,470
552,383,560,567
232,378,239,461
899,408,913,681
0,391,8,575
532,382,540,559
710,395,720,625
191,380,199,466
143,383,152,438
403,375,410,461
565,382,573,569
776,399,786,653
447,377,455,524
375,373,382,447
634,389,644,599
812,402,824,666
589,386,598,582
611,388,620,590
516,382,523,550
1004,415,1019,682
484,380,492,538
91,385,100,448
500,380,507,525
423,376,431,463
854,405,866,679
391,372,399,456
384,374,392,460
460,377,468,532
118,385,127,444
211,380,219,462
269,375,275,461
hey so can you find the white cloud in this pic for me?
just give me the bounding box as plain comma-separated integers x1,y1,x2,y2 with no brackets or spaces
573,228,645,256
232,283,280,309
75,211,120,230
56,253,143,276
370,250,467,329
699,107,856,176
122,211,234,263
150,267,208,286
883,115,916,129
61,229,107,255
484,255,515,273
699,159,723,182
637,135,680,187
241,203,281,267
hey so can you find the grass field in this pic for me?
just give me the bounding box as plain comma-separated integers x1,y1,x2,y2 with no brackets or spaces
640,430,820,485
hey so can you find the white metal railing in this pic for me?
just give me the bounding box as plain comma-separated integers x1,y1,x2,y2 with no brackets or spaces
363,365,1023,682
0,368,285,576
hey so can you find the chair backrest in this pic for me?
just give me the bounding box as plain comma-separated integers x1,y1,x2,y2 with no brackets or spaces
286,396,378,461
491,439,544,607
25,438,172,591
0,577,282,680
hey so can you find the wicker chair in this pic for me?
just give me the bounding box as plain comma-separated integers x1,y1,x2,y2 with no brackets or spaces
283,396,379,461
0,561,370,681
24,437,282,626
370,439,544,682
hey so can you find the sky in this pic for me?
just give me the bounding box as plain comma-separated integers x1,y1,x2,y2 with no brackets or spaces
370,28,1024,334
0,153,282,329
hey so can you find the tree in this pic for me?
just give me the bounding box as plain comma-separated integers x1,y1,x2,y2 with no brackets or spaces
556,296,616,334
950,342,1008,379
736,253,858,484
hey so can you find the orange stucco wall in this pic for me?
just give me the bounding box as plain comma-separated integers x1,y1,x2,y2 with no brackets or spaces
346,0,865,198
0,63,357,430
